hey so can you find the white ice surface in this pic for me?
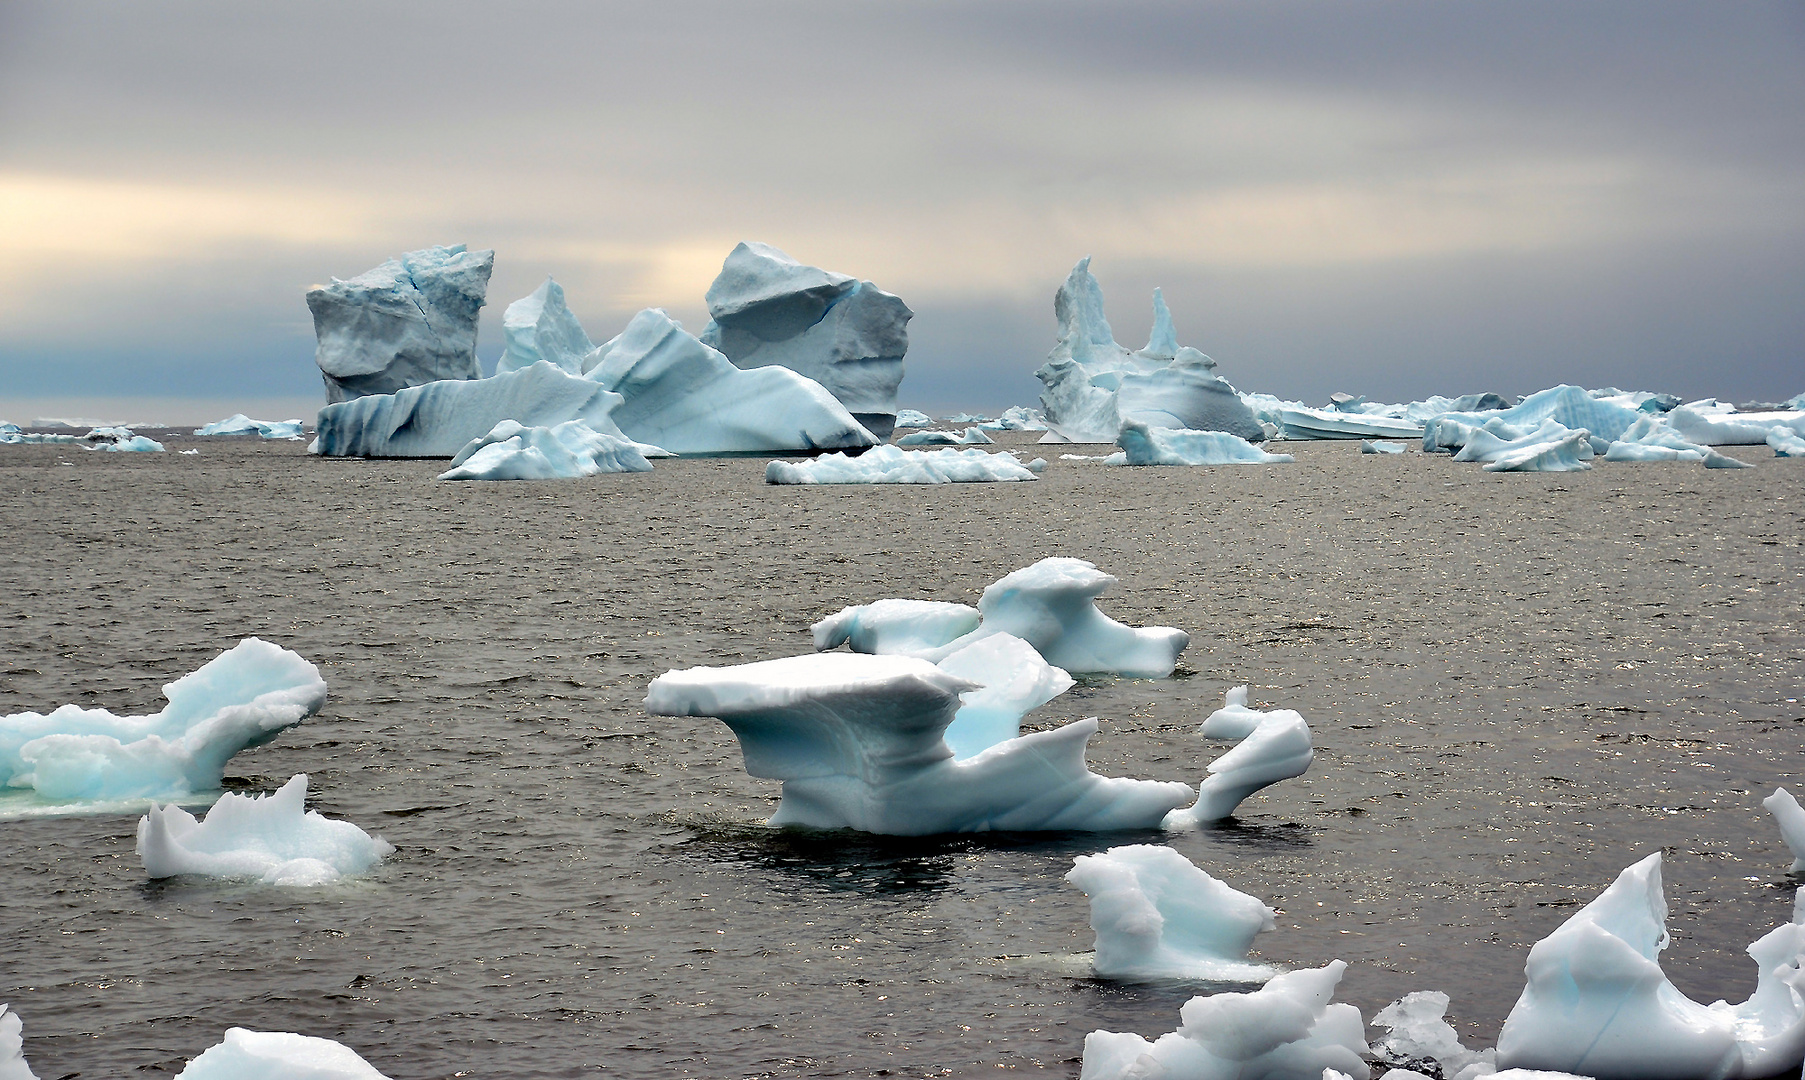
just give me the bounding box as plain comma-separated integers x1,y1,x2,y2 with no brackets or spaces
496,277,595,377
1424,385,1643,451
894,409,934,428
137,774,393,885
194,415,305,440
0,1005,36,1080
0,639,326,808
5,426,166,451
1165,687,1314,827
175,1029,391,1080
1362,440,1407,454
1372,991,1494,1078
812,599,981,658
1448,418,1595,473
1767,428,1805,457
935,633,1073,759
1079,961,1370,1080
1765,787,1805,873
1276,404,1424,441
895,426,994,446
1066,844,1276,982
438,419,657,481
1111,422,1295,466
307,244,491,404
1666,405,1805,446
766,445,1036,484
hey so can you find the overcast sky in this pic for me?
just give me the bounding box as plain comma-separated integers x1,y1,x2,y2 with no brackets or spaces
2,0,1801,418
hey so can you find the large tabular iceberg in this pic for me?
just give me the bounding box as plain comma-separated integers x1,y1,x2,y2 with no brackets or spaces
438,419,657,481
645,653,1196,835
307,244,492,403
1036,260,1264,444
1066,845,1277,982
1110,421,1295,466
194,415,305,440
1,1004,35,1080
495,277,594,376
1765,787,1805,873
1166,687,1314,827
1495,852,1805,1079
700,242,912,441
176,1029,392,1080
138,774,394,885
1080,961,1370,1080
765,445,1039,485
1,639,327,807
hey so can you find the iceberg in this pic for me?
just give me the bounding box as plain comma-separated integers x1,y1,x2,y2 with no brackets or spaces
1605,416,1716,463
1110,422,1295,466
176,1029,391,1080
4,425,165,451
1036,261,1264,444
1276,404,1425,441
1165,687,1314,827
194,415,305,440
935,633,1074,759
1065,844,1277,982
1446,417,1596,473
1424,386,1643,452
1,639,326,807
1495,853,1805,1079
766,445,1037,485
1362,440,1407,454
1079,961,1370,1080
1371,991,1495,1079
644,653,1196,835
307,244,492,403
700,242,911,440
1765,787,1805,872
438,419,657,481
812,599,981,658
587,308,876,455
982,406,1049,431
894,409,934,428
1769,428,1805,457
495,277,594,376
1666,404,1805,447
138,774,393,885
1,1004,36,1080
895,426,994,446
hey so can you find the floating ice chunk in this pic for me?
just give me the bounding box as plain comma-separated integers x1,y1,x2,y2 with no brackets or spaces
194,415,305,440
1765,788,1805,873
1448,418,1594,473
1702,448,1755,469
1605,416,1714,462
812,599,981,657
311,361,639,458
1424,385,1643,452
1080,961,1370,1080
1,1004,37,1080
1199,686,1264,740
645,653,1194,835
307,244,491,403
1768,428,1805,457
496,277,595,377
84,427,165,452
894,409,934,428
437,419,656,481
1362,440,1407,454
1111,421,1295,466
1666,406,1805,447
765,445,1037,484
1372,991,1495,1078
942,558,1189,678
1,639,327,806
1065,844,1276,982
895,426,993,446
982,406,1049,431
936,633,1073,759
137,774,393,885
1496,852,1805,1079
1278,405,1424,441
1166,689,1314,827
175,1029,391,1080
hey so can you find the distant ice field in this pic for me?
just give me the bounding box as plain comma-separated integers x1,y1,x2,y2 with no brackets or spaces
1,430,1801,1079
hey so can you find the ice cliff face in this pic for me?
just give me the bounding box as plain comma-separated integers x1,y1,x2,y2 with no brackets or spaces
307,245,494,403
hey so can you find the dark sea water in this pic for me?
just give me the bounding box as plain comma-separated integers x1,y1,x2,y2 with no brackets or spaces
2,431,1801,1079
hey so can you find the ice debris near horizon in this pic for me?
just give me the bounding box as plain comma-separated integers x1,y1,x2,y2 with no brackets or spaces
176,1029,392,1080
1110,421,1295,466
138,774,393,885
895,426,994,446
1036,260,1264,444
812,599,981,658
438,419,657,481
1769,428,1805,457
1065,845,1277,982
307,244,492,403
1362,440,1406,454
935,633,1074,759
1166,687,1314,827
765,445,1040,485
1371,991,1495,1079
1495,852,1805,1079
1764,787,1805,873
1,1004,35,1080
1,425,163,451
645,653,1197,835
984,406,1049,431
1451,417,1597,473
496,277,595,377
194,415,305,440
894,409,934,428
0,639,326,806
1079,960,1370,1080
700,242,911,441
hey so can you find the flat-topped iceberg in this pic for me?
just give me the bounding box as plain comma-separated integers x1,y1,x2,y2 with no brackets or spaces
1,639,326,808
766,445,1038,485
495,277,594,376
138,774,393,885
1274,403,1425,441
1765,787,1805,872
700,242,911,441
1080,961,1370,1080
1496,852,1805,1079
1166,687,1314,827
1066,844,1276,982
1110,422,1294,466
438,419,657,481
194,415,305,440
645,653,1196,835
1,1004,35,1080
1036,261,1263,444
307,244,492,403
176,1029,391,1080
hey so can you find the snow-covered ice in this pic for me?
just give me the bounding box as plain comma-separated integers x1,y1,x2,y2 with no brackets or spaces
194,415,305,440
766,445,1037,485
1495,852,1805,1079
1,639,327,808
438,419,657,481
700,242,911,441
137,774,394,885
1111,422,1295,466
935,633,1073,759
495,277,595,377
307,244,492,403
1362,440,1407,455
175,1029,391,1080
645,653,1196,835
0,1005,36,1080
895,426,993,446
1371,991,1495,1079
1079,961,1370,1080
812,599,981,658
1765,787,1805,873
1165,687,1314,827
1065,845,1276,982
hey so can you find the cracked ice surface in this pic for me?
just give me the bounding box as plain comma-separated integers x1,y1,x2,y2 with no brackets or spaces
137,775,393,886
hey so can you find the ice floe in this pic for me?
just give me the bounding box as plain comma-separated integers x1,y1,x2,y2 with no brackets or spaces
438,419,657,481
895,426,994,446
0,639,326,808
1371,991,1495,1079
1765,787,1805,872
1425,385,1643,452
1166,687,1314,828
1495,852,1805,1079
308,244,491,403
1,1004,35,1080
194,415,305,440
1079,961,1370,1080
983,406,1049,431
766,445,1037,485
176,1029,391,1080
495,277,594,377
1065,844,1276,982
138,774,393,885
1110,421,1295,466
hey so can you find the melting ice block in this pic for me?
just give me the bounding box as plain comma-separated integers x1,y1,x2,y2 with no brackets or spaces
175,1029,391,1080
307,244,492,404
1111,422,1295,466
766,445,1038,485
1,1004,36,1080
644,653,1194,835
137,774,393,885
935,633,1074,759
1165,687,1314,827
813,599,981,658
495,277,594,376
1764,787,1805,872
1065,844,1276,982
438,419,657,481
1371,991,1494,1078
0,639,326,807
1080,961,1370,1080
1495,852,1805,1079
194,415,304,440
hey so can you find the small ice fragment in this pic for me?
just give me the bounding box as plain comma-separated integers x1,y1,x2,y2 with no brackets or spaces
175,1029,391,1080
1372,991,1494,1078
1165,695,1313,827
812,599,980,657
1113,421,1294,466
1764,787,1805,872
1066,844,1276,981
766,445,1036,484
1,1004,38,1080
438,419,656,480
137,775,393,885
1361,440,1406,454
194,415,304,440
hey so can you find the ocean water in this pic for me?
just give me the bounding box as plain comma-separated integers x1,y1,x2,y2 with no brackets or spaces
2,431,1801,1079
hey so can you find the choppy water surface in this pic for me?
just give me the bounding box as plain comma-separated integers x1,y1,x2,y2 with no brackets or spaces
2,432,1802,1079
